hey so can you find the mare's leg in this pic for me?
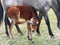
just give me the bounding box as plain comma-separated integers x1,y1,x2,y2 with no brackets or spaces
15,24,23,35
36,11,43,35
4,14,10,36
43,10,54,38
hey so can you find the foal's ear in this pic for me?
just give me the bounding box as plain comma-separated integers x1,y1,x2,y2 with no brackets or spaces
36,21,39,24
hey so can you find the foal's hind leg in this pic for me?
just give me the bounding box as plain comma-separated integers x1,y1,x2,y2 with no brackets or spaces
43,10,54,38
5,13,23,36
9,18,16,39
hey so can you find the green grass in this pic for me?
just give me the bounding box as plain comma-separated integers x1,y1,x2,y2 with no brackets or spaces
0,8,60,45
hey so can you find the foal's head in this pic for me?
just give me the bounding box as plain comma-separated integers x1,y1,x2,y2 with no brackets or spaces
30,17,39,32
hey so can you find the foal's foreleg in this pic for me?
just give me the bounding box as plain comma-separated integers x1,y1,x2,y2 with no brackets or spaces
27,22,32,39
27,23,32,40
27,22,34,43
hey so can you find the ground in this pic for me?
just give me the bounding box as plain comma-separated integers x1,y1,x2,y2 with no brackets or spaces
0,9,60,45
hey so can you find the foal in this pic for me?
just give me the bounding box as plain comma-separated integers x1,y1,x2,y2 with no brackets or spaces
7,5,39,42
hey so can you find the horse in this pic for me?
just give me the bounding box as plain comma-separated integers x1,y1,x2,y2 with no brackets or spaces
0,0,3,25
7,5,39,42
2,0,54,38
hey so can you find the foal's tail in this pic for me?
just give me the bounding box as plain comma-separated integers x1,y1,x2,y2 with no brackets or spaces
0,2,4,25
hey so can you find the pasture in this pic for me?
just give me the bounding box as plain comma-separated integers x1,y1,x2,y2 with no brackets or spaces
0,9,60,45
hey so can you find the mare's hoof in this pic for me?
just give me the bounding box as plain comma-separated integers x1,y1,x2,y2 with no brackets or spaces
6,33,9,36
6,34,9,36
50,35,54,39
51,34,54,38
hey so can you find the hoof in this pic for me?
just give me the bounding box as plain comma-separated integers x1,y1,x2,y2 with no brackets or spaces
6,33,9,36
50,34,54,39
6,34,9,36
51,36,55,39
50,34,54,38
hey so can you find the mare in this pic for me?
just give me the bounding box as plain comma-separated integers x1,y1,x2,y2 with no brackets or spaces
2,0,60,38
7,5,39,42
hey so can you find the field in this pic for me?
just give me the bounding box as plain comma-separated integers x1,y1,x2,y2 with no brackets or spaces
0,9,60,45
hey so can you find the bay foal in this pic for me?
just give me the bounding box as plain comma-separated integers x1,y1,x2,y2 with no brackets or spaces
7,5,39,42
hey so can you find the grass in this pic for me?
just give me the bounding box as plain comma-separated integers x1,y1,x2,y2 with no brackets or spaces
0,8,60,45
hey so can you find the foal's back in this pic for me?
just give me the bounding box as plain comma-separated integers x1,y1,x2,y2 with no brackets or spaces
8,5,37,20
16,5,36,20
